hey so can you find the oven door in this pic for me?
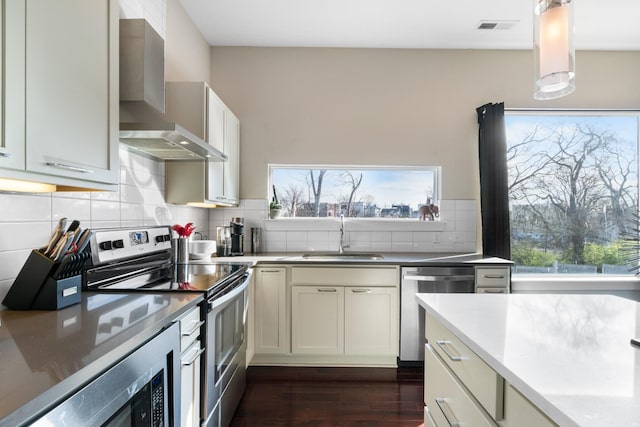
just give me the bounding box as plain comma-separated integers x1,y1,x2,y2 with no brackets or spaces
203,271,251,427
31,322,180,426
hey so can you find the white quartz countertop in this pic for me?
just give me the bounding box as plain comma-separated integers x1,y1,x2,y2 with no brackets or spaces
416,293,640,427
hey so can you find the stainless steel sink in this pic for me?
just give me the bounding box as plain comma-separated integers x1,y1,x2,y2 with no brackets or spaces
301,252,384,260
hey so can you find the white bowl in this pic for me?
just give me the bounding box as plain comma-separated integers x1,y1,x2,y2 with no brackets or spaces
188,240,216,260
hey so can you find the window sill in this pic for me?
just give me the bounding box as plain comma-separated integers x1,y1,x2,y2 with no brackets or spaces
263,218,447,232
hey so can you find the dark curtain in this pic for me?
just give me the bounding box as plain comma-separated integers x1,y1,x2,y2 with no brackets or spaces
476,102,511,259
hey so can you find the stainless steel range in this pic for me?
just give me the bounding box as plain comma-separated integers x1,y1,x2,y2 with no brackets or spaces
83,225,252,427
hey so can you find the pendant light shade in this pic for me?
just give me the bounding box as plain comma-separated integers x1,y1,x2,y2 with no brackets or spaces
533,0,575,100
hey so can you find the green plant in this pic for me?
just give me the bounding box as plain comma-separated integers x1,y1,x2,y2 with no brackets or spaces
270,185,282,209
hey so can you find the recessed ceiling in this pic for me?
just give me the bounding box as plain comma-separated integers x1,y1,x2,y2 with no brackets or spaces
178,0,640,50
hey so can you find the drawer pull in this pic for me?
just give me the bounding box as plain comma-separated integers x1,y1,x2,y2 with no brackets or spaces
181,320,204,337
435,398,462,427
0,152,11,158
436,340,463,361
480,288,507,294
181,346,205,366
483,274,506,279
260,269,281,273
351,288,372,293
317,288,337,293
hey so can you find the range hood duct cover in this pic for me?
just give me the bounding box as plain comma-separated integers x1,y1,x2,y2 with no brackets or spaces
119,19,225,161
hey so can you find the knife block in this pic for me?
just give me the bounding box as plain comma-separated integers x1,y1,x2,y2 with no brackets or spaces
2,250,82,310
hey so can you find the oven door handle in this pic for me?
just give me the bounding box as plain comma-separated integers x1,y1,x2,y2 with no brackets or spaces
207,271,252,312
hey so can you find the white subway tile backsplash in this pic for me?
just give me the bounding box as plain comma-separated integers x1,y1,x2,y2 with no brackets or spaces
0,223,51,251
0,193,51,222
52,197,92,222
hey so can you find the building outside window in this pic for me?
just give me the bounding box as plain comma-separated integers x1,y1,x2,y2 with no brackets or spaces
269,166,441,219
505,111,639,275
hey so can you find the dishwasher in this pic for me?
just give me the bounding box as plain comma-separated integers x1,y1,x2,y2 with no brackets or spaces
399,266,475,365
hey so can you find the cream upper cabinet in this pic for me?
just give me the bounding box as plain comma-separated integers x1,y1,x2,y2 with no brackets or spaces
254,267,288,355
0,1,25,171
0,0,119,190
164,82,239,206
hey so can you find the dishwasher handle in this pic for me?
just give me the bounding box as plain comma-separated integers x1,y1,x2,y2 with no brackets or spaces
402,274,475,282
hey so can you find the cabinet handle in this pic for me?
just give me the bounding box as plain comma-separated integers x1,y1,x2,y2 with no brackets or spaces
435,398,461,427
181,346,205,366
0,152,11,158
45,162,95,173
483,274,505,279
351,288,372,293
260,269,281,273
479,288,507,294
181,320,204,337
317,288,337,293
436,340,463,361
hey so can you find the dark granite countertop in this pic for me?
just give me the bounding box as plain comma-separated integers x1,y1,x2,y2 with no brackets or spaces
0,292,203,427
200,252,513,266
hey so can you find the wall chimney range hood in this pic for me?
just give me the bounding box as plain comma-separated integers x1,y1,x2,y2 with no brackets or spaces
119,19,226,161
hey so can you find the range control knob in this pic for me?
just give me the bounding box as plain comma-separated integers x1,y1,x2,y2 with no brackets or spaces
163,234,171,242
112,239,125,249
155,235,165,243
98,241,113,251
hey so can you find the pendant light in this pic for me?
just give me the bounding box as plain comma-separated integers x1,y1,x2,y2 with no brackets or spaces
533,0,575,100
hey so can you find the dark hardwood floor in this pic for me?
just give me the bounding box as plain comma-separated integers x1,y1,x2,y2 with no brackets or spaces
230,366,425,427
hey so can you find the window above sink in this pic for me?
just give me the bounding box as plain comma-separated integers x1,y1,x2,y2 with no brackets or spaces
269,165,441,220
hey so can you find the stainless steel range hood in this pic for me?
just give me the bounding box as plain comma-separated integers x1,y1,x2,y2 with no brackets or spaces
119,19,225,161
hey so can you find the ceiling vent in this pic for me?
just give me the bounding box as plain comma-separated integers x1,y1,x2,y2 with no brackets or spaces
477,20,518,30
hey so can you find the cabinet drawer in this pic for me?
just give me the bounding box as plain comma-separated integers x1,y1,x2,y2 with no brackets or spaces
424,407,438,427
178,306,203,351
502,384,557,427
475,267,510,288
425,345,497,427
426,313,503,420
290,266,398,287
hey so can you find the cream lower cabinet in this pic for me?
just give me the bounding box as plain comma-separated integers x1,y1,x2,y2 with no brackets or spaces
290,266,399,360
425,314,557,427
291,285,344,354
254,267,288,354
344,286,397,355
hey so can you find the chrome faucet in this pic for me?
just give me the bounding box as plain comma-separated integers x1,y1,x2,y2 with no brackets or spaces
339,214,348,253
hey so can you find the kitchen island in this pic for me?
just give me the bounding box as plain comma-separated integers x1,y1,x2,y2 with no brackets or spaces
417,293,640,427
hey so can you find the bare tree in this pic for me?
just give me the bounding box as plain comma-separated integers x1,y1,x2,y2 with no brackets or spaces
338,171,363,216
305,170,327,217
508,123,636,264
282,184,304,217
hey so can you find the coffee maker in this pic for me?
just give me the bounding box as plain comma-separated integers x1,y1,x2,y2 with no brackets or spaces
230,217,244,256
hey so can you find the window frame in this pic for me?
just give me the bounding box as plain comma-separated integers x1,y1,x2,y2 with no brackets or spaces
267,164,442,220
505,108,640,286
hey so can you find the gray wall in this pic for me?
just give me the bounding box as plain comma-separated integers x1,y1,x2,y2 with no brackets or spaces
208,48,640,201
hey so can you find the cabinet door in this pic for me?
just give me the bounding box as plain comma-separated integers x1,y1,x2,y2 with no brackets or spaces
254,267,288,354
0,1,25,170
291,285,344,354
207,88,225,152
223,109,239,204
24,0,118,184
344,287,397,356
